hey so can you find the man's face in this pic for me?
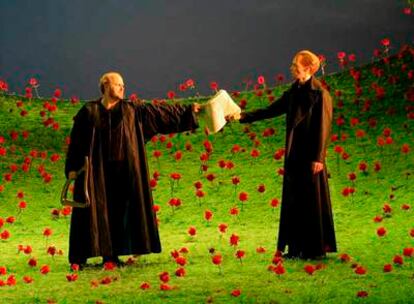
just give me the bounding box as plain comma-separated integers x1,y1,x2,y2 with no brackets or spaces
106,75,125,100
290,60,310,81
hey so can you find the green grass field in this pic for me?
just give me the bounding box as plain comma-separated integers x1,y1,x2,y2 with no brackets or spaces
0,46,413,303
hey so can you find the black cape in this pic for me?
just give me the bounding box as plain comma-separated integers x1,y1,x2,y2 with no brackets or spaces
241,77,337,258
65,99,198,263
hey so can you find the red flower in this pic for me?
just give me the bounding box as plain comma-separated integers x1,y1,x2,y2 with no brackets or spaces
339,253,351,262
403,248,414,257
195,189,205,198
235,250,245,260
0,266,6,275
337,52,346,60
206,173,216,182
348,172,357,181
377,227,387,237
229,207,239,216
231,289,241,297
40,265,50,275
257,75,265,85
231,176,240,185
354,266,366,275
159,271,170,283
357,291,368,298
401,144,410,154
153,150,162,158
256,246,266,253
43,228,53,237
373,215,383,223
50,154,60,162
23,276,34,284
358,162,368,172
18,201,27,209
1,230,10,240
28,257,37,267
140,282,150,290
218,223,228,233
393,255,403,265
170,172,181,180
167,91,176,99
175,267,186,277
160,283,172,290
401,204,410,210
374,162,381,172
250,149,260,158
230,233,240,246
175,256,187,266
273,263,285,275
6,216,15,224
270,198,279,208
257,184,266,193
204,210,213,221
383,204,392,213
383,263,393,272
210,82,219,91
381,38,390,47
6,275,16,286
66,273,78,282
187,226,197,236
212,254,222,265
238,192,248,202
304,264,316,275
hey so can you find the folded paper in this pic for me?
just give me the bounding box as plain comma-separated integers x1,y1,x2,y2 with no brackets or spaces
204,90,241,134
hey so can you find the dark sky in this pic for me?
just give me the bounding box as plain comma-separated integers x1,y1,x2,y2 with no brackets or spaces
0,0,412,99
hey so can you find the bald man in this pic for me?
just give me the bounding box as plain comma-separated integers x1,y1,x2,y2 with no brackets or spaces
65,72,200,267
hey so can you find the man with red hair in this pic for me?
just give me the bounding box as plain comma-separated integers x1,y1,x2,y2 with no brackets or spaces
230,50,336,259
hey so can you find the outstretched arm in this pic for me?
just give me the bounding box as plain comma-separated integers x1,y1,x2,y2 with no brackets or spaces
231,91,289,124
138,102,199,140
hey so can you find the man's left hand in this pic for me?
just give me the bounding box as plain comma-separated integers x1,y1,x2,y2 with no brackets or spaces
311,161,324,174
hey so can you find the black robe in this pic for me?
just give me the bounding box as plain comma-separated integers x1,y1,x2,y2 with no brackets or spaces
240,77,337,258
65,99,198,263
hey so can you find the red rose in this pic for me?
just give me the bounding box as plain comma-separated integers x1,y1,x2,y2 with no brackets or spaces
140,282,150,289
231,289,241,297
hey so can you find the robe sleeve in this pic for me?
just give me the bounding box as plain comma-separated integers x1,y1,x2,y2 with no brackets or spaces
311,90,333,163
239,90,289,123
65,106,92,178
139,103,199,141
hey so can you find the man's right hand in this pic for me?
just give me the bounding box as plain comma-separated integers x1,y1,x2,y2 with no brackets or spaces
225,113,242,122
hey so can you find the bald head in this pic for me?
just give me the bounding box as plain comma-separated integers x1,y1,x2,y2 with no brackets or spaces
99,72,125,101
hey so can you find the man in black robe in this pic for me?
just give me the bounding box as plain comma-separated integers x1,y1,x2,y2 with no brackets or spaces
65,72,199,267
230,50,336,259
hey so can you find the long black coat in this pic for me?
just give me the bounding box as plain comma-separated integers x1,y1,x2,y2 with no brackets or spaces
65,99,198,263
240,77,336,258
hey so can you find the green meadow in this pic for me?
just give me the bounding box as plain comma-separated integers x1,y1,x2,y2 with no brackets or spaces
0,46,413,303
